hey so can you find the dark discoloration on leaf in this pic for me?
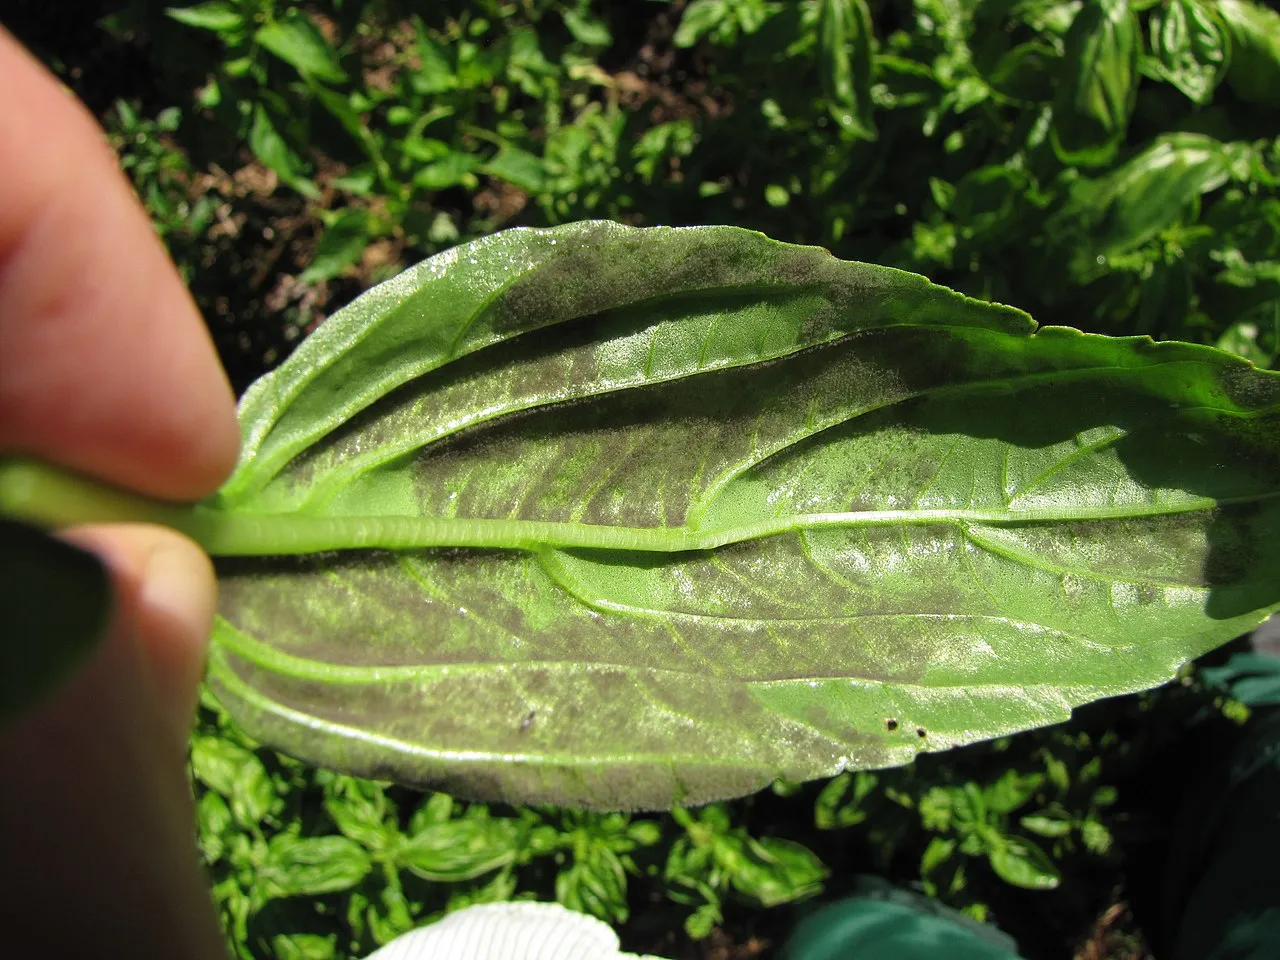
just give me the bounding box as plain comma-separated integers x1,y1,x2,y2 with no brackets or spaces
1220,361,1280,409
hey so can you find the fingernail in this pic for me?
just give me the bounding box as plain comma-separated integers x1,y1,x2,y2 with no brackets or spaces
0,518,113,722
142,541,214,651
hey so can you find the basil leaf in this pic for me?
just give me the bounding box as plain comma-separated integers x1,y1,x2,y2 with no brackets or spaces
1019,814,1074,838
410,18,458,95
987,837,1061,890
1217,0,1280,104
165,2,244,35
248,103,319,200
482,147,548,194
255,11,348,85
674,0,733,49
1146,0,1227,105
395,818,522,882
184,221,1280,810
562,9,612,47
1054,132,1235,276
299,208,373,286
1051,0,1140,167
817,0,877,140
983,771,1043,816
260,835,372,898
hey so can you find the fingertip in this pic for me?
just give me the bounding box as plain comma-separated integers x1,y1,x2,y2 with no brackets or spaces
61,524,217,743
0,28,241,501
142,533,219,671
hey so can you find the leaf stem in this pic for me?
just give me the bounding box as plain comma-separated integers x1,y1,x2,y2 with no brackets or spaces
0,458,218,543
4,457,1276,560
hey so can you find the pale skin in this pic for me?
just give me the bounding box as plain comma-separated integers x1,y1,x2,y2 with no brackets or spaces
0,26,239,958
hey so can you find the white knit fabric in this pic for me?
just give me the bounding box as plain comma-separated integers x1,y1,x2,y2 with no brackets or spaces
362,901,671,960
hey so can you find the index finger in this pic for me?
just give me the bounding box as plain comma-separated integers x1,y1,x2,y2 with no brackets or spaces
0,27,239,501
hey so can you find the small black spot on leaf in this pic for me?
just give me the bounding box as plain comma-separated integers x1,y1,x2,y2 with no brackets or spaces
885,718,899,731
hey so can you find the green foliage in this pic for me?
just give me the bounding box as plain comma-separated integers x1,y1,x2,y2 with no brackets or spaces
100,0,1280,373
1144,0,1228,106
189,678,1181,955
816,0,876,139
127,0,690,277
813,725,1130,922
105,100,218,278
190,692,822,956
666,804,828,937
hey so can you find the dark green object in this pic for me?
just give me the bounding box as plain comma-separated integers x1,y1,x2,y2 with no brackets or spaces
780,878,1022,959
0,518,112,721
1163,641,1280,958
1161,704,1280,960
1201,650,1280,708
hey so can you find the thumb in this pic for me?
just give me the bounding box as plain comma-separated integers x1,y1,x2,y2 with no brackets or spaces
0,523,226,958
60,522,217,744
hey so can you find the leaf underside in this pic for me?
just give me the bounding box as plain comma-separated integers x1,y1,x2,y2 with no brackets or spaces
207,221,1280,810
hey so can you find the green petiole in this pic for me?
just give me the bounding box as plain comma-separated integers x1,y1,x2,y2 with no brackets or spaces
3,456,1274,560
0,458,219,542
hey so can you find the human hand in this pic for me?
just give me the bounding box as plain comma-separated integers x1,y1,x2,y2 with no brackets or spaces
0,25,239,958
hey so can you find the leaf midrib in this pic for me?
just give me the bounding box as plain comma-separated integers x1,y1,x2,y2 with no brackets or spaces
195,491,1279,556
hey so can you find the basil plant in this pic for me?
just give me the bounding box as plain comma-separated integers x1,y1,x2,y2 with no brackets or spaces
4,221,1279,810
